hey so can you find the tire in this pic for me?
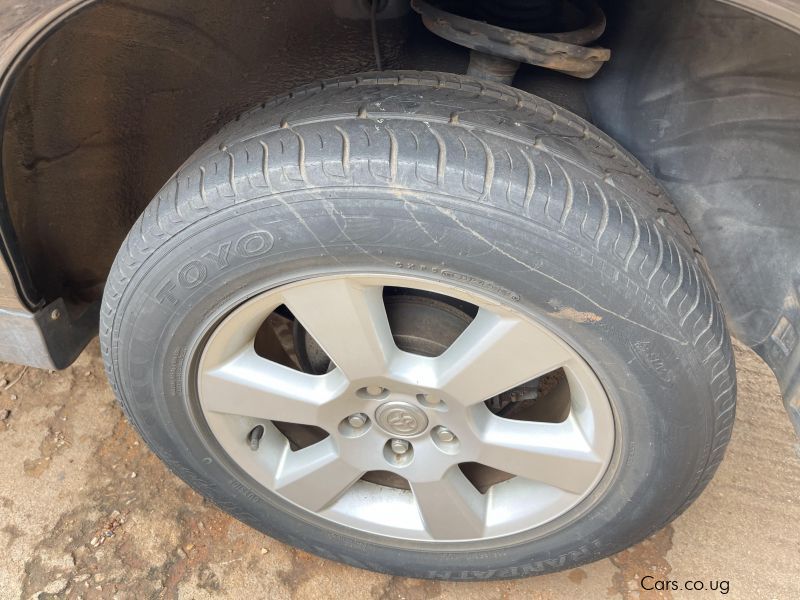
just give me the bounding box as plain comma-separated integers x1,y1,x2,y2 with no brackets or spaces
101,71,736,580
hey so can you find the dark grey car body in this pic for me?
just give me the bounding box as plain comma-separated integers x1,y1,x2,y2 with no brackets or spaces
1,0,799,434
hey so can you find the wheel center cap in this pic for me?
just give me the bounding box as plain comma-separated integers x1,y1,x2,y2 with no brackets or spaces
374,401,429,437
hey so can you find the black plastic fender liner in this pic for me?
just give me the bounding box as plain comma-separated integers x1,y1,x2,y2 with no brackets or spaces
0,1,99,368
586,0,800,434
0,0,96,311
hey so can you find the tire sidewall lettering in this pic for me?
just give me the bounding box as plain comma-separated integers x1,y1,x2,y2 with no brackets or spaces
157,231,274,303
177,260,207,288
236,231,274,257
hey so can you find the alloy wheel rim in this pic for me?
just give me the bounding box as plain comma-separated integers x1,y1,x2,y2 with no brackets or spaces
197,274,615,542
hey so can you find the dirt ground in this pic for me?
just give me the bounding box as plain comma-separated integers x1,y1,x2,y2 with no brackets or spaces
0,340,798,600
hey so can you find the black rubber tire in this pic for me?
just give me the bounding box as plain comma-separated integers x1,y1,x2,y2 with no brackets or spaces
101,72,736,580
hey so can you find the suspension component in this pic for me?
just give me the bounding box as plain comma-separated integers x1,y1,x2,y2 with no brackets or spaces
410,0,610,83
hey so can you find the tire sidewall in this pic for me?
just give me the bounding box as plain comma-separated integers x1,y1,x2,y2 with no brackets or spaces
109,188,713,578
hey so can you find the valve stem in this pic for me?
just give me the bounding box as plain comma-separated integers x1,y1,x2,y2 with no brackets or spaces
248,424,265,451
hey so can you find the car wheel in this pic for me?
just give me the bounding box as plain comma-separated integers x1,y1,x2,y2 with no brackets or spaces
101,71,736,580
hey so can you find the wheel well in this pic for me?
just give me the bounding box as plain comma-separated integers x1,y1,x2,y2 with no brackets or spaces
0,0,597,305
1,0,424,303
3,0,800,429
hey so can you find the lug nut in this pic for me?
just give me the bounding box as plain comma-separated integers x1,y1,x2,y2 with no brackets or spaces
435,427,456,443
347,413,368,428
366,385,384,397
390,438,410,455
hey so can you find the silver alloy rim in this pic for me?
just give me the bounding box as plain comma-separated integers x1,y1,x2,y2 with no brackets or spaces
197,274,615,542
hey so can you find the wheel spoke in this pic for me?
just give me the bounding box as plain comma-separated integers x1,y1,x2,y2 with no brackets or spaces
434,308,573,405
273,438,364,512
282,279,396,380
475,412,604,494
201,345,347,425
198,274,616,542
410,468,487,540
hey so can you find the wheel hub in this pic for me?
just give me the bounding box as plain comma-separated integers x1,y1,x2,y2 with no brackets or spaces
375,401,429,437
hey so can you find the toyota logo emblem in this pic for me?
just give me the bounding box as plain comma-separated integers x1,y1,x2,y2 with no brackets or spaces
375,401,429,437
